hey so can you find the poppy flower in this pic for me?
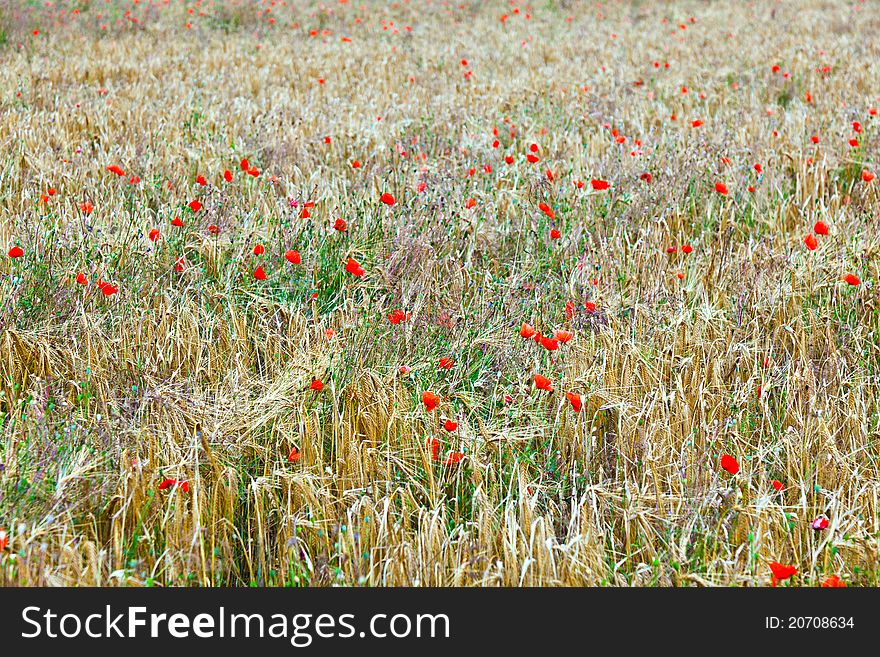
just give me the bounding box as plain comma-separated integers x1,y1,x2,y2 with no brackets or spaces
208,224,219,235
810,135,819,144
388,309,410,324
769,562,797,581
520,323,537,339
0,529,7,551
333,218,347,232
439,357,454,370
843,273,860,286
285,250,301,265
149,228,161,241
253,244,265,255
640,172,652,183
863,170,875,183
107,164,125,176
714,182,728,196
188,199,202,212
553,329,573,343
666,246,677,254
240,158,250,171
550,229,561,239
426,437,440,461
814,221,829,235
399,365,412,375
158,478,189,493
821,575,846,588
422,391,440,411
566,392,582,412
76,272,88,286
538,202,555,219
223,169,233,182
345,258,365,277
380,192,396,206
804,234,818,250
310,379,324,391
196,175,207,186
754,163,763,174
591,179,610,191
691,119,704,128
681,244,693,254
101,284,118,296
771,479,784,492
288,448,301,462
811,516,829,530
171,217,183,227
351,160,361,169
444,419,458,432
539,336,559,351
8,246,23,258
720,453,739,474
465,198,476,209
253,265,267,280
80,201,94,214
534,374,554,392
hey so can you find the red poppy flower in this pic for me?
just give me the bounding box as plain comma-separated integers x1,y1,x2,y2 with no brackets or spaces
253,265,267,280
814,221,829,235
253,244,265,255
520,323,537,339
553,329,573,343
443,451,465,466
534,374,554,392
171,217,183,227
345,258,365,277
285,250,301,265
388,309,410,324
76,272,88,286
444,419,458,432
771,479,784,492
843,273,860,286
720,454,739,474
8,246,23,258
334,218,347,232
426,437,440,461
288,448,301,463
714,182,728,196
591,179,610,191
804,234,818,250
539,336,559,351
380,192,396,206
811,517,829,530
188,199,202,212
566,392,582,412
821,575,846,588
439,357,454,370
310,379,324,391
769,562,797,581
422,391,440,411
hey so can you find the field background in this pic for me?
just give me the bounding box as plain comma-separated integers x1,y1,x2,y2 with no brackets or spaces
1,0,879,587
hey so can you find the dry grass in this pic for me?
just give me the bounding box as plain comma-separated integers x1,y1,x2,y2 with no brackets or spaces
0,0,879,587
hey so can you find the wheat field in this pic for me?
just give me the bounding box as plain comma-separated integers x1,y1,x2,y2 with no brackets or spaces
0,0,878,587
